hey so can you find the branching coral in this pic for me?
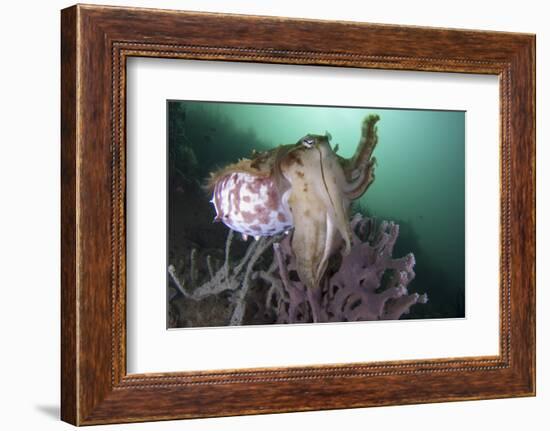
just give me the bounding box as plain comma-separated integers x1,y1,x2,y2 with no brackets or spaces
168,214,427,327
168,230,278,326
259,214,428,323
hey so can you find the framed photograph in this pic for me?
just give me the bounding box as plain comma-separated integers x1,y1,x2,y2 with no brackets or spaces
61,4,535,425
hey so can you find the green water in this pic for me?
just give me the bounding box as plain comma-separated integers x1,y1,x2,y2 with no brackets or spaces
168,100,465,319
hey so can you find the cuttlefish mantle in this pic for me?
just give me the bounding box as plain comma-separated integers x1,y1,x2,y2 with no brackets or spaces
208,114,380,288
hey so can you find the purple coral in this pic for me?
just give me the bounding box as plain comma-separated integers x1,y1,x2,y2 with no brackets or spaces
168,213,427,327
265,214,428,323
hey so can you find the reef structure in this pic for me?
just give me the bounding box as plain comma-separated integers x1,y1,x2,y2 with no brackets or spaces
263,214,428,323
208,115,380,289
168,214,427,326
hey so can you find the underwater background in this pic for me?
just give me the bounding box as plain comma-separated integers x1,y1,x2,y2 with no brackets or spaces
167,100,465,328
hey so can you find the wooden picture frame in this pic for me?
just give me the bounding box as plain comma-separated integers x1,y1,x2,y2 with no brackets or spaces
61,4,535,425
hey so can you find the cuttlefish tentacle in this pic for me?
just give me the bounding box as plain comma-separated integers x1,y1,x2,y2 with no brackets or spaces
208,115,380,289
343,114,380,200
315,141,352,253
286,186,330,290
279,138,352,288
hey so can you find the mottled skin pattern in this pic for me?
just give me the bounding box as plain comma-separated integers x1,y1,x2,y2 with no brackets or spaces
209,115,380,288
211,172,293,237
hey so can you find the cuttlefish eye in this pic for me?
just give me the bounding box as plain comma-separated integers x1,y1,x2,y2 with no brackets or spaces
302,137,315,148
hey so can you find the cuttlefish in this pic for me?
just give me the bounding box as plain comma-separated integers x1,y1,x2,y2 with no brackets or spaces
207,114,380,288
